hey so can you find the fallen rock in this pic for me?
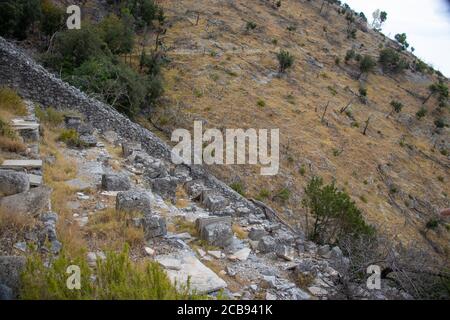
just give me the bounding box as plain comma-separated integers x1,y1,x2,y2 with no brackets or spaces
0,186,51,216
257,236,276,253
116,190,152,215
142,214,167,239
122,142,142,157
318,245,331,259
275,244,295,261
196,216,233,248
228,247,251,261
0,170,30,196
201,191,229,213
79,134,97,147
151,176,178,203
184,180,208,199
0,256,26,299
101,173,131,191
248,228,267,241
156,252,227,294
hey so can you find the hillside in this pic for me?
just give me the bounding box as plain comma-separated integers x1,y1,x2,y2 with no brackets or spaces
0,0,449,301
149,0,450,252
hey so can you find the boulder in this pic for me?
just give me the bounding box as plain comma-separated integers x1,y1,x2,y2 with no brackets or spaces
196,216,233,248
116,190,152,215
184,180,208,199
0,256,26,299
101,173,131,191
318,244,331,258
0,186,51,216
122,142,142,157
257,236,276,253
142,214,167,239
151,176,178,203
0,170,30,196
248,228,267,241
142,158,168,179
156,252,227,294
275,244,295,261
0,283,13,300
64,115,82,130
79,134,97,147
201,191,229,213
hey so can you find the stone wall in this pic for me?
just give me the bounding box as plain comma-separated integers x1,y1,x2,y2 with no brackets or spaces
0,37,260,214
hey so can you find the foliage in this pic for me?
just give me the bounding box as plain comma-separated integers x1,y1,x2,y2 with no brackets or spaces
276,50,294,73
20,245,201,299
358,55,376,77
0,87,27,115
302,176,375,245
416,107,427,119
99,14,135,55
390,100,403,113
58,129,86,148
35,106,65,127
40,0,65,36
230,182,246,196
378,48,408,73
245,21,257,31
394,33,409,50
0,0,41,40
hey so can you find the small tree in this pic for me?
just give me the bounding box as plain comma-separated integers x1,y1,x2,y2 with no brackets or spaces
387,100,403,117
371,9,387,30
423,80,449,107
276,50,294,73
358,55,376,79
99,14,135,55
302,176,375,244
394,33,409,50
379,48,408,73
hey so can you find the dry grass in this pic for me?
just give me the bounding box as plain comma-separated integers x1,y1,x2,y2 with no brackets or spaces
0,87,27,116
169,216,198,236
0,208,35,234
0,135,26,153
232,223,248,239
153,0,450,251
85,208,144,250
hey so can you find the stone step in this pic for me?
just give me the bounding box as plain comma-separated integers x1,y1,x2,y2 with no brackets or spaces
28,174,43,186
0,159,43,170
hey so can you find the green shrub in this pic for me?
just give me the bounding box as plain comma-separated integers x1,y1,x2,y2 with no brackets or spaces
40,0,65,36
257,189,270,200
302,176,375,244
0,87,27,115
394,33,409,50
256,99,266,108
20,246,202,299
416,107,427,119
379,48,408,73
425,218,440,230
0,0,41,40
390,100,403,113
245,21,257,31
434,118,447,129
358,55,376,78
0,117,16,139
99,14,135,55
58,129,86,148
276,50,294,73
35,106,65,126
275,188,290,202
230,182,245,196
345,49,355,63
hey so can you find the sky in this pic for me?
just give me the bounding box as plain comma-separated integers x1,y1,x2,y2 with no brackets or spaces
344,0,450,77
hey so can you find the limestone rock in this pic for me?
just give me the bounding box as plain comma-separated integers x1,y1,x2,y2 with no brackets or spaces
196,216,233,248
0,170,30,196
151,176,178,203
116,190,152,215
0,256,26,299
142,214,167,239
0,186,51,216
257,236,276,253
101,173,131,191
